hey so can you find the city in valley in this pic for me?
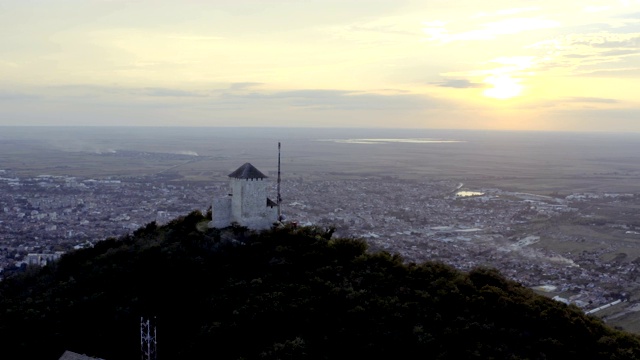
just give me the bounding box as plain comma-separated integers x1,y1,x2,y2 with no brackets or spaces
2,127,640,331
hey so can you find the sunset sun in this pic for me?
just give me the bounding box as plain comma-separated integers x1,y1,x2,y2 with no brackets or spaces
483,75,523,99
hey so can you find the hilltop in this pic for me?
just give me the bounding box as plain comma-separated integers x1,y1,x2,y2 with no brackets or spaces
1,211,640,359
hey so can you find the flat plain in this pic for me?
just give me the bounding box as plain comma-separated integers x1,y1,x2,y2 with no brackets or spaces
3,127,640,190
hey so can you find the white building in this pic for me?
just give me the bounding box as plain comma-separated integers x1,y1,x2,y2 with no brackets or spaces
25,252,64,266
209,163,279,230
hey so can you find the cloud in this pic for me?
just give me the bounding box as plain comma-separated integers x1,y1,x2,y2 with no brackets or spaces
564,97,618,104
219,89,447,111
228,82,263,90
525,32,640,77
0,90,39,101
508,96,621,110
423,17,560,43
599,49,639,56
0,83,458,127
472,7,540,19
433,79,484,88
0,60,19,68
568,33,640,48
346,23,419,37
583,6,611,13
578,67,640,77
142,88,204,97
43,85,128,98
323,15,424,47
563,54,590,58
2,85,448,114
166,35,224,41
617,12,640,19
37,85,213,99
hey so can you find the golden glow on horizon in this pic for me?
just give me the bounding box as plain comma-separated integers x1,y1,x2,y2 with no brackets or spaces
482,75,523,99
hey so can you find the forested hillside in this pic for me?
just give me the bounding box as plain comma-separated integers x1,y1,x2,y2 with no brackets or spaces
1,211,640,359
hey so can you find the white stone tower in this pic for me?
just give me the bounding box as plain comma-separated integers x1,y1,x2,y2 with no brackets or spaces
209,163,278,230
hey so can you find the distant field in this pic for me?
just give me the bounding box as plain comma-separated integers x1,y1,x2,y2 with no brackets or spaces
3,127,640,193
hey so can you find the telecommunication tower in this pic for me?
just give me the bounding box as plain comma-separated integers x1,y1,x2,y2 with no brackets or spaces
140,316,157,360
277,142,282,221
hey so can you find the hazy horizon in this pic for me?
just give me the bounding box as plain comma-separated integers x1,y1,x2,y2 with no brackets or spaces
2,125,640,135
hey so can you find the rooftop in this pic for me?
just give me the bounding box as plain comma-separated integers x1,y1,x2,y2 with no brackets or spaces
59,350,104,360
228,163,268,180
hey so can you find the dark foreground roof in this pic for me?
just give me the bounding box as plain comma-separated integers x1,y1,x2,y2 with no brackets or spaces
59,350,103,360
228,163,268,179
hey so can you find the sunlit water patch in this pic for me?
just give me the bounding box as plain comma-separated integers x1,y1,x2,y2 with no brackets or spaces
175,151,199,156
317,138,464,145
456,191,484,197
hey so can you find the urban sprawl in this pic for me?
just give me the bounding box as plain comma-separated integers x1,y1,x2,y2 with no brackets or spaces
1,168,639,316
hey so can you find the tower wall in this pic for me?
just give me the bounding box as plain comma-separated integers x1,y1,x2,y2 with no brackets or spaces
231,178,268,220
210,197,232,228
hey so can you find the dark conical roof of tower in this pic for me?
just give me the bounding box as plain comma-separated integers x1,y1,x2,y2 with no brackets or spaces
228,163,268,179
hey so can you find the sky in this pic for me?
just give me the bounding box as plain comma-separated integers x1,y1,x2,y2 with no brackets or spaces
1,0,639,131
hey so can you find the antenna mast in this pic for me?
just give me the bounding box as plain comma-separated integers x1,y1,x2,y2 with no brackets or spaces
141,316,157,360
277,142,282,221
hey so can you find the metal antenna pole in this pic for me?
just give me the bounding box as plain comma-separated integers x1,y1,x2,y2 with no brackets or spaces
141,316,157,360
277,142,282,221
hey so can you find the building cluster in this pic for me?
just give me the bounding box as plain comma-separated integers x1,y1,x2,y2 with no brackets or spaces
0,170,215,274
1,168,640,310
281,178,640,309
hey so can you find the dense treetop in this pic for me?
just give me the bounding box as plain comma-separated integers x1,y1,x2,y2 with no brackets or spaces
1,211,640,359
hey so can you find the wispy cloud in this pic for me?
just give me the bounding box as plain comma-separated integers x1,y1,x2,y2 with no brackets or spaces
423,17,560,43
568,33,640,48
3,85,446,113
0,60,19,68
142,88,205,97
166,34,224,41
583,6,611,13
228,82,263,90
0,85,212,103
324,16,423,46
433,79,484,88
577,67,640,77
220,89,447,111
618,12,640,19
521,32,640,78
564,96,618,103
0,90,39,101
472,7,540,19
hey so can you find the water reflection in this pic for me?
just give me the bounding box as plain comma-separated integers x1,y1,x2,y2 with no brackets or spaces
318,138,463,144
456,191,484,197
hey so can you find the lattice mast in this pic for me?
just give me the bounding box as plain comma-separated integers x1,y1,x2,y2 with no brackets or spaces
140,316,157,360
277,142,282,221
